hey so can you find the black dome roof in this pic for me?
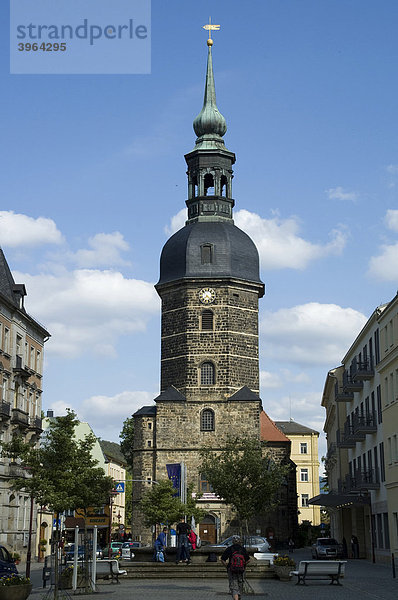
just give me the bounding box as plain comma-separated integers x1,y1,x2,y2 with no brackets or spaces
157,221,263,286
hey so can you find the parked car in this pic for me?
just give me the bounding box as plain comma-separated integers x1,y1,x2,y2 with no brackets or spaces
311,538,343,559
121,542,137,559
102,542,123,558
207,535,269,551
0,545,18,577
65,544,103,561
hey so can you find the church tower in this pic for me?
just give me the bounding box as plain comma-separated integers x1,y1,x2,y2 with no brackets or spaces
132,36,273,544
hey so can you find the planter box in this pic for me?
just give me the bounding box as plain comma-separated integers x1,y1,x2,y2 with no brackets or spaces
0,584,32,600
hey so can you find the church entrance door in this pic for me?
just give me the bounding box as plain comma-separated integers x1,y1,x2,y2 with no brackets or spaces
199,515,216,543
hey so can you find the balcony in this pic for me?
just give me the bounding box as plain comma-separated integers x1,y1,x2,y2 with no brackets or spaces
342,370,363,393
351,469,380,491
336,428,356,448
352,357,375,381
353,411,377,436
13,355,31,379
10,408,29,428
0,401,11,420
334,382,354,402
29,416,43,432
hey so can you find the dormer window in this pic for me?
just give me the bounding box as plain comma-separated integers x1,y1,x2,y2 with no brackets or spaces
201,244,213,264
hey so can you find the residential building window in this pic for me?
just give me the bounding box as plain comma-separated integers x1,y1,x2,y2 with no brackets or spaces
36,350,41,374
300,468,309,482
30,346,35,369
201,362,215,385
300,443,308,454
393,513,398,548
4,328,9,354
201,310,214,331
200,408,215,431
384,513,390,549
377,385,382,423
301,494,309,507
377,513,383,548
1,378,7,403
374,446,379,482
199,474,213,494
380,442,385,482
16,335,22,356
147,440,152,448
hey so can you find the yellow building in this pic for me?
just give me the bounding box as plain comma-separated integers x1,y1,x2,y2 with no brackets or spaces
377,294,398,558
275,421,321,525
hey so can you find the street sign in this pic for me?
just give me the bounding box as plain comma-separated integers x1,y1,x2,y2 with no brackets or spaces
114,482,125,493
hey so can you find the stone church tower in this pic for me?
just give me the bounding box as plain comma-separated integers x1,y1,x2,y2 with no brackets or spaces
132,39,297,545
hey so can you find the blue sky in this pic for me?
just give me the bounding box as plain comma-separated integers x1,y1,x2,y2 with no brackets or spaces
2,1,398,460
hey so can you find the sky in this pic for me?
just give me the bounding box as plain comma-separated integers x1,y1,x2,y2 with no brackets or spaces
2,1,398,463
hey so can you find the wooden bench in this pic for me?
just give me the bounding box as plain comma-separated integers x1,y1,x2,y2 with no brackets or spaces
291,560,346,585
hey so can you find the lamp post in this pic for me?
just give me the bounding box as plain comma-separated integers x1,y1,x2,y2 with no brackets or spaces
108,490,118,558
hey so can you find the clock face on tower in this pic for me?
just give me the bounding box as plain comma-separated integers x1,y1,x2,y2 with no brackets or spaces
199,287,216,305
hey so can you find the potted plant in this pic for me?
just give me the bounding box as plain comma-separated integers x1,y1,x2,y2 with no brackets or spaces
59,565,85,589
0,574,32,600
273,555,296,581
11,552,21,565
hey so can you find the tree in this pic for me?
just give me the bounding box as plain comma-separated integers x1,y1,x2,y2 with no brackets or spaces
139,479,184,531
2,410,114,598
200,435,289,533
119,416,134,468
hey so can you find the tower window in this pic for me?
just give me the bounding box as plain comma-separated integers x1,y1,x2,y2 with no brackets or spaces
200,409,215,431
221,174,228,197
201,362,215,385
204,173,215,196
199,473,214,493
192,175,198,198
201,244,213,264
201,310,214,331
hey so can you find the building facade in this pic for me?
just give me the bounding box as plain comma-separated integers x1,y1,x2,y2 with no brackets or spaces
0,249,50,558
132,40,298,546
275,421,321,525
315,295,398,563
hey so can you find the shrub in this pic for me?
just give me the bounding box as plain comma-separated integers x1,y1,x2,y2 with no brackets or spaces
273,555,295,567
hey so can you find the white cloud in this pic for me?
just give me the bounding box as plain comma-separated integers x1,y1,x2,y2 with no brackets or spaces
235,209,347,270
325,186,358,201
261,302,367,366
14,268,159,358
73,232,130,268
0,211,63,247
164,207,347,270
165,208,186,235
385,209,398,232
48,391,156,441
385,165,398,175
368,243,398,281
260,371,282,388
368,209,398,280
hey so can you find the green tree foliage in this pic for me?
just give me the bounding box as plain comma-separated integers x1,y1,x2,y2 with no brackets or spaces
119,416,134,468
2,410,114,597
200,435,289,528
139,479,184,528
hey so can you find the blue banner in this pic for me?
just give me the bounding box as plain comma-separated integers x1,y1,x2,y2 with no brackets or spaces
166,463,181,497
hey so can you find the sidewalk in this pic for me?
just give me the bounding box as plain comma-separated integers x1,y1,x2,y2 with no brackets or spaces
28,548,397,600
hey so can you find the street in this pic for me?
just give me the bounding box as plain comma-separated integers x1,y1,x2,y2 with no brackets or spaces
26,548,397,599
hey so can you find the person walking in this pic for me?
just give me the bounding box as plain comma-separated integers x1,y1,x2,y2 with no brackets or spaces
175,517,191,564
288,537,295,553
221,535,250,600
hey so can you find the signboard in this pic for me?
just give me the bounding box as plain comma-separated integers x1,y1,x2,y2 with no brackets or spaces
114,482,125,493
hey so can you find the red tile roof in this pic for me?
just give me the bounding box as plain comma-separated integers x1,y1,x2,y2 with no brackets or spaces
260,411,289,442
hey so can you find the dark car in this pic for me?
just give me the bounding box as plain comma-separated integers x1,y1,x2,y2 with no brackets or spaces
311,538,343,559
0,545,18,577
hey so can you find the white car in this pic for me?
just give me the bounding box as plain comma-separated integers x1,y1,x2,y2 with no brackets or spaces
121,542,137,559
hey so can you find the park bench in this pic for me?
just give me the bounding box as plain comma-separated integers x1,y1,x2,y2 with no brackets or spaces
252,552,278,565
291,560,347,585
67,559,127,584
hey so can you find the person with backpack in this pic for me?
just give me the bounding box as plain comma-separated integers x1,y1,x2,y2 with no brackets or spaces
221,535,250,600
153,527,168,562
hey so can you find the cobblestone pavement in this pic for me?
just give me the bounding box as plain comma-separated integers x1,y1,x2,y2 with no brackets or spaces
28,549,397,600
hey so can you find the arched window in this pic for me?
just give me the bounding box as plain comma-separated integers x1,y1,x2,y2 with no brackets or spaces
204,173,215,196
201,409,215,431
221,174,228,197
201,310,214,331
201,362,215,385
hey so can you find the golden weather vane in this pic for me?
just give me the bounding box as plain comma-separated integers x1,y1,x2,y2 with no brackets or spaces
202,16,220,46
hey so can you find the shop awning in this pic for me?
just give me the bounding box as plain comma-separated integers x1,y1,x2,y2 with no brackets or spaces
309,493,370,508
